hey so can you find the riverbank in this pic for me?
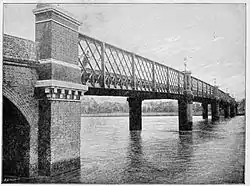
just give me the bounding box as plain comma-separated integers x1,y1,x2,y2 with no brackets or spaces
81,111,208,117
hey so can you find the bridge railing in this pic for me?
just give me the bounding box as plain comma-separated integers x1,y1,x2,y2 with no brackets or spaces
78,33,184,94
191,77,214,98
78,33,230,100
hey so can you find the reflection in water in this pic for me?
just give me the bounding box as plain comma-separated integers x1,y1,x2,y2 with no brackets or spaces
177,133,193,161
124,131,145,183
196,119,216,132
127,131,143,168
12,116,245,183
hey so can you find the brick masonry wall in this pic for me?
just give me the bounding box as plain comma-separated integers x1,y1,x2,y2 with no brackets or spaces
3,34,37,61
38,99,81,176
35,21,78,65
3,63,39,176
3,24,82,176
35,22,52,60
37,63,81,84
50,101,81,174
51,21,78,65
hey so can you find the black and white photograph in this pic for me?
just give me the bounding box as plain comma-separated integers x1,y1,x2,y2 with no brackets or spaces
1,0,246,184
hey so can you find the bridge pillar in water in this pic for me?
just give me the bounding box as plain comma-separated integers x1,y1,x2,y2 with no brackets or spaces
230,103,236,117
202,102,208,120
224,104,230,118
211,86,220,121
178,70,193,131
127,98,143,130
33,4,88,176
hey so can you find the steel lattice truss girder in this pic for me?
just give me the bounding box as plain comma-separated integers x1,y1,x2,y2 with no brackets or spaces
78,33,233,102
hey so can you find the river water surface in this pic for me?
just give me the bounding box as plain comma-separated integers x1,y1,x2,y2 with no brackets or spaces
24,115,245,184
62,115,245,184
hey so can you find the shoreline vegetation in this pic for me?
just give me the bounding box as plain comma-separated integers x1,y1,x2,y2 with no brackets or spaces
81,97,245,117
81,111,211,117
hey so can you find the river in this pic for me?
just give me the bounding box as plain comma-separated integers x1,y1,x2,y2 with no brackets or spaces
21,115,245,183
55,115,245,184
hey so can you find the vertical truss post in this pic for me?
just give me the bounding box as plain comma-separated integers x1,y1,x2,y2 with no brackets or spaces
206,84,208,97
152,61,155,91
201,81,203,97
190,77,193,92
196,79,199,97
101,42,105,88
167,67,169,93
178,71,180,94
132,53,136,90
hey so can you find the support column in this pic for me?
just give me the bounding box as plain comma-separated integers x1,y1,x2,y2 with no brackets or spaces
230,103,236,117
33,4,88,176
212,85,220,121
127,98,142,130
224,104,230,118
202,102,208,120
179,70,193,131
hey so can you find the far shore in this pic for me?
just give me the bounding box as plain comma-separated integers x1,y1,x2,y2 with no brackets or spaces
82,111,211,117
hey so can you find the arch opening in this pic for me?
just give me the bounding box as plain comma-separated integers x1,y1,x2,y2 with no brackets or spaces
2,96,30,178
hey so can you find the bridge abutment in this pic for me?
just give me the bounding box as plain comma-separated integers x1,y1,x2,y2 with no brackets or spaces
127,98,143,130
33,4,88,176
202,102,208,120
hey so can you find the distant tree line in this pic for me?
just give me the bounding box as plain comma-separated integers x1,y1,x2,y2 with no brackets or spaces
81,97,203,114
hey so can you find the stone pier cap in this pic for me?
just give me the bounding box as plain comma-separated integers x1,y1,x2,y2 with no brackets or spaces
33,3,82,26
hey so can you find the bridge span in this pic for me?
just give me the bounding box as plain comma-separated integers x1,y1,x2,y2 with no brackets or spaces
2,4,238,179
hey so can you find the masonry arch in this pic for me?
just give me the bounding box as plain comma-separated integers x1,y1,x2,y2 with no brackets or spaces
2,85,36,127
2,90,32,177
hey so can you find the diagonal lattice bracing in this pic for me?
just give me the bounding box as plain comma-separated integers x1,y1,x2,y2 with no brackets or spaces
134,55,153,91
78,33,231,101
168,68,180,94
191,77,198,96
78,35,103,87
154,63,168,93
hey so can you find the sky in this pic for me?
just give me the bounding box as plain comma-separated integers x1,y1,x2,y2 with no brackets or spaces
3,3,246,101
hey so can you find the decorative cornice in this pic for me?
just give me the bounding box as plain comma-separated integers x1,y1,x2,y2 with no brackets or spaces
33,5,82,26
39,58,81,70
35,79,88,91
35,80,88,101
